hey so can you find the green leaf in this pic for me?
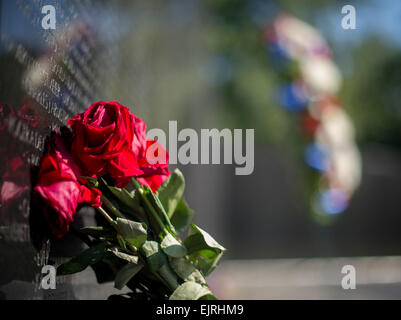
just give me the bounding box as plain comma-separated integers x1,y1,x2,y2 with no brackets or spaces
114,262,143,290
91,249,130,284
169,281,212,300
102,178,148,223
116,234,127,251
91,260,118,284
158,264,180,290
141,241,167,272
157,169,185,218
170,198,194,233
107,184,141,211
186,224,226,252
160,233,187,258
115,218,148,248
185,248,223,277
144,186,176,235
191,251,224,277
57,242,106,276
107,247,139,264
184,225,225,276
169,257,206,285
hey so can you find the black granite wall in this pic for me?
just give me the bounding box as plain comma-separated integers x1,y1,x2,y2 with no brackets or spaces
0,0,121,299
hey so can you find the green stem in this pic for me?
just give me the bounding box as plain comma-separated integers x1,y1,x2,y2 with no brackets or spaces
131,178,176,236
131,178,168,236
101,194,125,219
101,183,180,294
153,272,173,292
121,188,149,221
96,206,114,224
152,191,176,235
158,264,179,292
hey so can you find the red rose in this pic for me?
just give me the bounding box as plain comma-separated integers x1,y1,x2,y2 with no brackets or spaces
0,156,29,222
68,101,170,188
67,101,144,185
139,140,169,175
135,140,171,192
137,173,170,193
115,137,170,189
34,132,101,238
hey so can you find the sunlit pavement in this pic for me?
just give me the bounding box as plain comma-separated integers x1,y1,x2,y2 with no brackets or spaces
208,256,401,299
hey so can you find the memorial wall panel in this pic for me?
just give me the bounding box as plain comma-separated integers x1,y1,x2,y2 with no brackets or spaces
0,0,120,299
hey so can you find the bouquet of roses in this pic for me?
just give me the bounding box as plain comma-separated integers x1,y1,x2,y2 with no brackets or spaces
33,101,225,300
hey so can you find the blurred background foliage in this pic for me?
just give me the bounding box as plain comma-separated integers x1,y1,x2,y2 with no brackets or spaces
2,0,400,259
93,0,401,259
107,0,401,149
